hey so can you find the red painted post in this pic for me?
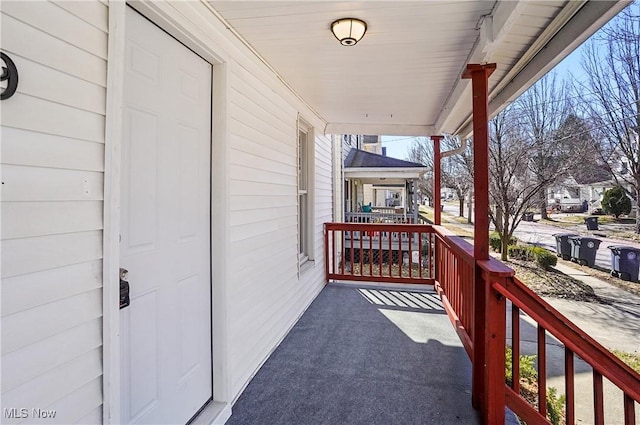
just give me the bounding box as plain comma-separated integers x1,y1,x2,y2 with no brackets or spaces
462,63,496,414
593,371,605,425
565,349,575,424
484,274,506,424
432,135,443,225
623,394,635,425
324,224,330,283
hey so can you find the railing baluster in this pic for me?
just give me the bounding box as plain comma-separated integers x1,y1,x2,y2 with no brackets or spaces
408,231,413,278
324,225,330,281
594,370,604,425
512,305,520,392
624,394,635,425
379,229,383,278
565,348,575,425
350,229,355,277
359,229,363,276
538,324,547,417
368,229,373,277
456,256,459,313
340,230,345,276
332,228,336,278
397,232,400,277
429,233,433,279
468,263,472,339
460,255,465,324
418,232,422,279
387,230,392,278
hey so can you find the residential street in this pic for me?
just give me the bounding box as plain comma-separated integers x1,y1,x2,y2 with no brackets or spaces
440,203,640,269
513,219,640,270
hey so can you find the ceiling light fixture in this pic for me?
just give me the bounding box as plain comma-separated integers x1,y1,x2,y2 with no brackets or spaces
331,18,367,46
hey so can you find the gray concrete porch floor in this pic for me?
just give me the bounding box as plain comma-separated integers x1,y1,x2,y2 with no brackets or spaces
225,284,481,425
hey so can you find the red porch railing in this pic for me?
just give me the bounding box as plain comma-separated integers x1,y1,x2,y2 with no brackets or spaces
344,212,416,224
324,222,434,284
489,272,640,425
324,222,640,424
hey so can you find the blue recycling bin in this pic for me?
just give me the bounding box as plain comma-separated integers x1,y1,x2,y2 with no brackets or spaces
608,246,640,282
553,233,579,260
568,236,601,267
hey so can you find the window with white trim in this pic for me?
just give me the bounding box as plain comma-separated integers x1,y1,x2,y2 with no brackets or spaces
298,121,313,264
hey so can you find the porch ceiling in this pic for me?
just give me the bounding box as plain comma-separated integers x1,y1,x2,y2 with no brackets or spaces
208,1,627,137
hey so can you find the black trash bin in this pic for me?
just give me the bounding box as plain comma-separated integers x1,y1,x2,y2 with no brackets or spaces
585,216,599,230
608,245,640,281
553,233,579,260
568,236,601,267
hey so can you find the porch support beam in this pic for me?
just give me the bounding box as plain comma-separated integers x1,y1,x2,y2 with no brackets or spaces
431,135,443,225
462,63,496,420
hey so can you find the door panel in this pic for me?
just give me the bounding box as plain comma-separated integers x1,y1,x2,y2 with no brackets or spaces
120,8,213,424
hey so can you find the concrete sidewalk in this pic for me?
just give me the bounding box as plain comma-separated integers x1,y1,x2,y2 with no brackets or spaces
549,263,640,353
437,202,640,270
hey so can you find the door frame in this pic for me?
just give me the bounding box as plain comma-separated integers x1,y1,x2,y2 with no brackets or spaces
103,2,230,423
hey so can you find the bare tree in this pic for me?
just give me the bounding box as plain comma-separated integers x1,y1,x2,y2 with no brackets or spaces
553,114,601,179
407,136,472,216
442,136,473,217
489,108,555,260
514,73,572,219
407,137,434,205
577,2,640,230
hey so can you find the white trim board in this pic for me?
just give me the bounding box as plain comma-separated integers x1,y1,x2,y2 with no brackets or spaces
102,2,126,422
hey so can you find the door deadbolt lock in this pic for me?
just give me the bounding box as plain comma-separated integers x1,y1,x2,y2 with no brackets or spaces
120,268,130,309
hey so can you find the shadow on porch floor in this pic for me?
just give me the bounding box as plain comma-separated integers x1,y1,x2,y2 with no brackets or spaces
226,284,481,425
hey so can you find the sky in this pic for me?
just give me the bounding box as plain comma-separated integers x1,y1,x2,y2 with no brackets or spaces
381,40,589,161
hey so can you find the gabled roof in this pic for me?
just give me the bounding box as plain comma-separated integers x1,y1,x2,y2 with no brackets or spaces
344,149,425,169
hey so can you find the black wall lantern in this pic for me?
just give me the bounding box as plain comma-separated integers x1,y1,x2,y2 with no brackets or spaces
1,52,19,100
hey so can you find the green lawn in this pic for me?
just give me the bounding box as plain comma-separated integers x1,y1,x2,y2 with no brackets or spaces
612,350,640,374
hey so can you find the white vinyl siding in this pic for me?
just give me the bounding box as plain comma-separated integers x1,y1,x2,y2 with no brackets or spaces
227,63,330,399
1,1,334,420
1,1,107,423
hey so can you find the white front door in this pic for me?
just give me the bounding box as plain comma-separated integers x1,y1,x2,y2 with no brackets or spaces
120,8,213,424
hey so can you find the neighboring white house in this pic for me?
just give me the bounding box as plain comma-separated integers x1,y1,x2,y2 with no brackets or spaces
546,167,635,213
342,148,427,221
0,1,627,425
547,175,588,212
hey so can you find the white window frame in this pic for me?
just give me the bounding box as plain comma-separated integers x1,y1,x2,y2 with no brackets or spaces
297,118,314,267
